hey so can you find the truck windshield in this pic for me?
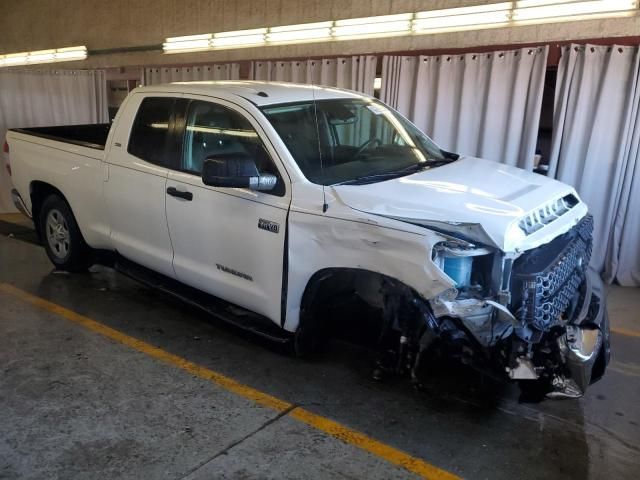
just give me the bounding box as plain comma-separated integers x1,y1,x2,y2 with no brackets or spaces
261,98,453,186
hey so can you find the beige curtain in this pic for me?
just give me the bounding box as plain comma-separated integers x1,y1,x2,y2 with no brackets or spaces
249,56,377,95
549,44,640,285
144,64,240,85
380,47,548,170
0,69,108,213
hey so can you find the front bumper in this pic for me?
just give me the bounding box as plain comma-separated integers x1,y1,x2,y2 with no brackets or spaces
549,268,610,398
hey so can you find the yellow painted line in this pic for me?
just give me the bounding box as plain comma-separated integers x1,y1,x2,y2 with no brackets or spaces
609,360,640,378
611,327,640,339
289,408,459,479
0,283,460,480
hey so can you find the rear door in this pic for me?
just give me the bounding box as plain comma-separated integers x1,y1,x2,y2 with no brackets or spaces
104,94,181,278
165,97,290,324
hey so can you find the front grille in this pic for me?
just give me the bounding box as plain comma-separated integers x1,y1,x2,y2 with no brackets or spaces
511,215,593,332
518,194,578,235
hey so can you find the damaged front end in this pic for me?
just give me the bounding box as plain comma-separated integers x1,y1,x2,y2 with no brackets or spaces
505,215,610,398
380,214,610,399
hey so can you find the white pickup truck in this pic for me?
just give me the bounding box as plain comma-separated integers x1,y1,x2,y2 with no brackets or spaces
6,81,609,398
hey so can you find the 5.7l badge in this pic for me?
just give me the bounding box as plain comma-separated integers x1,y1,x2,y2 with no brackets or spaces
258,218,280,234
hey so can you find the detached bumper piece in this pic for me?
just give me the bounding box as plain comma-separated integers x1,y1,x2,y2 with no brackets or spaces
548,269,610,399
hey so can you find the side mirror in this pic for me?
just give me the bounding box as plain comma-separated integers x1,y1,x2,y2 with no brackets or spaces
201,154,277,191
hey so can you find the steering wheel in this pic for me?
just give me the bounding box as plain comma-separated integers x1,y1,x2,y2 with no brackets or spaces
355,138,381,157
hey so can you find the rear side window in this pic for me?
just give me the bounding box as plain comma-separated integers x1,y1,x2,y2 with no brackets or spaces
128,97,175,167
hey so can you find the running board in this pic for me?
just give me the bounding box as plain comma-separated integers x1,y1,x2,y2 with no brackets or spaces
115,258,292,345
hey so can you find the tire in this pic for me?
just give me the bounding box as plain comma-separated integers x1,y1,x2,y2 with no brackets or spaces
39,194,92,272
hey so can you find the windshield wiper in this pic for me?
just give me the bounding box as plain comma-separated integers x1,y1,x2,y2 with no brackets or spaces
333,159,448,186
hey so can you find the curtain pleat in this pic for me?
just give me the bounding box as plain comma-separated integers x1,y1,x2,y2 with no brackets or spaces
144,64,240,85
380,47,548,170
250,61,272,81
248,56,377,95
549,44,640,285
0,69,108,213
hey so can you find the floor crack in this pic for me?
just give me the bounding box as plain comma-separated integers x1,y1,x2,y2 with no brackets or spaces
177,404,297,480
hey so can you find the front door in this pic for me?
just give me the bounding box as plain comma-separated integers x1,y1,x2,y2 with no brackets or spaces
165,97,290,324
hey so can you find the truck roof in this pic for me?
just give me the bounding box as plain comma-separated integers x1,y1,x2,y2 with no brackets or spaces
135,80,369,106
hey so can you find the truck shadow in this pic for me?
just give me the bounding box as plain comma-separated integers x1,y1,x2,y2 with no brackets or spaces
0,218,40,246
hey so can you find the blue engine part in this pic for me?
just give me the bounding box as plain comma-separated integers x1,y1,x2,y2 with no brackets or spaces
443,256,472,287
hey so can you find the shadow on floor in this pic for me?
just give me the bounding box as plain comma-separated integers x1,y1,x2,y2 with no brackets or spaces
0,219,39,246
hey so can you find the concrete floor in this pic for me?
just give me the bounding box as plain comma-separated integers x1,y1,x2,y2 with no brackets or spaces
0,214,639,480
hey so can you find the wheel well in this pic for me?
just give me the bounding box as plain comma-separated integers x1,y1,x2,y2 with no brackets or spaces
299,268,422,347
301,268,417,309
30,181,69,239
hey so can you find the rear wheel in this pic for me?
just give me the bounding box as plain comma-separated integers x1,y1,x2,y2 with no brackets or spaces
39,195,92,272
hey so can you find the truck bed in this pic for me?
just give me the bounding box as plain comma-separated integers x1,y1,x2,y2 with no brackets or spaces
10,124,111,150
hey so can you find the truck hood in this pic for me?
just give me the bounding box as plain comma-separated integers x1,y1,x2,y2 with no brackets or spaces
332,156,587,252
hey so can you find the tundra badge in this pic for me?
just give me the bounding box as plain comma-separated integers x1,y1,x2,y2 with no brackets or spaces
258,218,279,234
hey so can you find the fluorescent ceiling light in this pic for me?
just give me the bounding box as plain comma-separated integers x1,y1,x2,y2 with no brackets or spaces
211,35,266,48
53,47,88,61
211,28,266,49
3,54,29,66
162,1,640,53
0,46,87,67
333,20,412,37
335,13,413,26
414,2,512,32
163,34,212,53
212,37,265,49
512,0,637,21
214,28,267,38
267,28,332,42
413,11,511,31
267,22,332,43
163,29,267,52
333,13,412,38
416,2,512,18
269,21,333,32
166,33,213,42
27,50,56,63
163,39,211,52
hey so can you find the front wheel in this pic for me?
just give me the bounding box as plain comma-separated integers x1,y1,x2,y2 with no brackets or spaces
39,194,92,272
